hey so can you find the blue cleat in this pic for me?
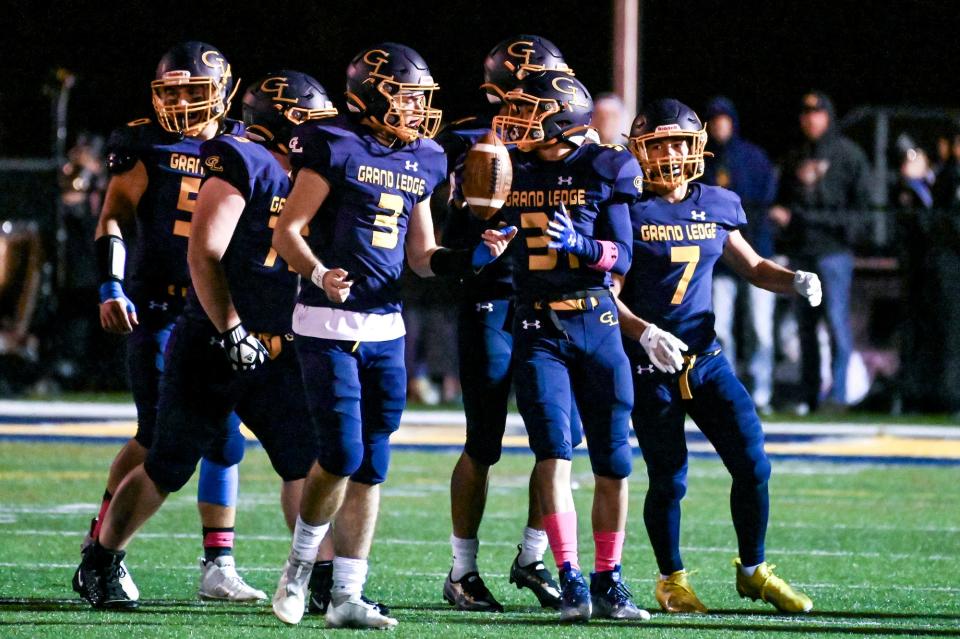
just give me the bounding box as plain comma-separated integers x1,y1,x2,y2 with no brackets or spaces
558,562,591,622
590,565,651,620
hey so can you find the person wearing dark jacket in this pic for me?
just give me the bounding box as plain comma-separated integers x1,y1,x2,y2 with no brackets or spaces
702,96,778,412
769,91,872,412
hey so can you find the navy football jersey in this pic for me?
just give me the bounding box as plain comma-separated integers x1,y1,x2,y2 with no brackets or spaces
437,113,513,302
182,133,297,334
105,117,245,308
289,116,447,314
621,183,747,354
494,143,641,299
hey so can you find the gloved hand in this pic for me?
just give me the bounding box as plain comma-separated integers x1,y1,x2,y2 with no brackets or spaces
221,323,269,372
639,323,689,374
545,203,587,255
793,270,822,307
98,281,138,334
472,225,518,269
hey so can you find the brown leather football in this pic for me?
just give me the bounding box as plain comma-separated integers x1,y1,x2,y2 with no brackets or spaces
462,130,512,221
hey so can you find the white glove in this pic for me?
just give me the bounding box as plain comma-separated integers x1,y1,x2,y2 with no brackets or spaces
793,270,822,307
639,324,689,374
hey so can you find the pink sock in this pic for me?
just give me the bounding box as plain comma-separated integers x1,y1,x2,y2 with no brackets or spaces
594,530,625,572
91,493,112,540
542,511,579,570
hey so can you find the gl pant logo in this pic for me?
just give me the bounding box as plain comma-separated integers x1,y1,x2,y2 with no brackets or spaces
476,302,494,312
405,160,418,172
557,176,573,186
636,364,655,375
599,311,618,326
149,301,169,311
522,319,541,330
690,210,706,221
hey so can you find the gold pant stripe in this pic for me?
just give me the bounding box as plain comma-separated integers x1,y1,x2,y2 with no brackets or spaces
679,354,697,400
533,296,599,311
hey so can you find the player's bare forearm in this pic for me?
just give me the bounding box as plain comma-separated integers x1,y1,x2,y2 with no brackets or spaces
611,274,649,341
95,161,147,239
406,199,439,277
189,255,240,333
747,258,796,295
273,168,329,278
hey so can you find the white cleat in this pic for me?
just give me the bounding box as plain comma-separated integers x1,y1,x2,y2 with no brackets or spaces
118,560,140,601
199,556,267,601
272,555,315,625
326,595,399,629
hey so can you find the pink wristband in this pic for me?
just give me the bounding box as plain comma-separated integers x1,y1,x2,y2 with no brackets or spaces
589,240,618,272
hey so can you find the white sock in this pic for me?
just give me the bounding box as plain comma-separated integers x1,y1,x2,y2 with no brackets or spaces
291,516,329,563
517,527,549,566
660,573,671,581
331,556,368,604
740,563,760,577
450,534,479,581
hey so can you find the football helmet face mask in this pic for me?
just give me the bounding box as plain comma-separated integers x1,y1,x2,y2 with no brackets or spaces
481,35,571,103
345,43,441,144
151,41,236,137
492,70,593,151
242,71,338,153
628,98,708,190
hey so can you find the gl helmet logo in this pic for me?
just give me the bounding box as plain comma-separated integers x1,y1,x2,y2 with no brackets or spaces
260,76,297,104
362,49,391,80
551,76,589,110
522,319,541,330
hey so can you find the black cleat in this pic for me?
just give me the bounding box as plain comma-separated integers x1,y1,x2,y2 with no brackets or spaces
509,545,561,609
443,570,504,612
75,545,139,610
307,560,390,616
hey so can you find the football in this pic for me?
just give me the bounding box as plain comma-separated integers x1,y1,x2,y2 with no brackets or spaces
462,130,512,221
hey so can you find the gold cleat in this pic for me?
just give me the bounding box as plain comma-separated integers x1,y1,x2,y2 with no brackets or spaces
734,559,813,613
655,570,708,613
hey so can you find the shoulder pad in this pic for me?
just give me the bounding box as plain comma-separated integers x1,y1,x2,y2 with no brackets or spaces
105,117,166,174
221,118,245,136
589,144,635,181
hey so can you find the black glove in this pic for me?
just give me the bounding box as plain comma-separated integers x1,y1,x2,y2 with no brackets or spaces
222,324,268,372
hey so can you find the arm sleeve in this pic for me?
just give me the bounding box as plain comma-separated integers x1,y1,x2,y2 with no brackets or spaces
200,138,251,200
588,201,633,275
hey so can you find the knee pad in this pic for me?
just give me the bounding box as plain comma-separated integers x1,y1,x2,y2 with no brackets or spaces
464,423,505,466
319,440,365,479
648,468,688,503
143,449,197,494
217,414,246,466
588,440,633,480
349,430,392,485
197,459,238,506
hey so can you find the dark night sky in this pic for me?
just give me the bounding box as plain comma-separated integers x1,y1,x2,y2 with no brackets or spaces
2,0,958,160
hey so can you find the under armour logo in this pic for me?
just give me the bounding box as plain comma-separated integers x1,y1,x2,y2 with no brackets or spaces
691,210,706,221
149,301,169,311
476,302,494,312
522,320,541,330
557,176,573,186
636,364,655,375
405,160,418,172
210,337,224,348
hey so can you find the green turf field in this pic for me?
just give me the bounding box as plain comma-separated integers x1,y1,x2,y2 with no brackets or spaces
1,441,958,638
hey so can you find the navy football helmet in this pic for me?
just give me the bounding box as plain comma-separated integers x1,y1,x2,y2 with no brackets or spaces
151,41,236,136
242,71,338,153
481,35,571,102
492,69,593,151
345,43,441,144
628,98,708,189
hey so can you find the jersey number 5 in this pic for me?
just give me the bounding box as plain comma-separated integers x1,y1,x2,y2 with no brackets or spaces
670,245,700,304
173,176,201,237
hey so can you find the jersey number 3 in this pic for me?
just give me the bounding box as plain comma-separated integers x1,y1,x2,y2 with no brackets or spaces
670,245,700,304
372,193,404,249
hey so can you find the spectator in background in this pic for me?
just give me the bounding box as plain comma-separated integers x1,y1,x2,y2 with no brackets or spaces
769,91,872,413
592,93,628,145
702,96,778,413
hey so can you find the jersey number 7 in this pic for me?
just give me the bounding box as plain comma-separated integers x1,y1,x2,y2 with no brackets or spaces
670,245,700,304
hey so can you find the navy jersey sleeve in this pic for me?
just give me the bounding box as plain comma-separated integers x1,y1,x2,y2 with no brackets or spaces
716,186,748,229
592,147,644,205
199,136,252,200
105,118,155,175
288,123,343,185
418,139,448,203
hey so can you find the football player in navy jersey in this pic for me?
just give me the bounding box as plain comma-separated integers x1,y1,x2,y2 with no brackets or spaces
617,98,821,614
75,41,264,606
269,43,515,629
436,35,572,613
73,71,339,610
488,69,648,623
